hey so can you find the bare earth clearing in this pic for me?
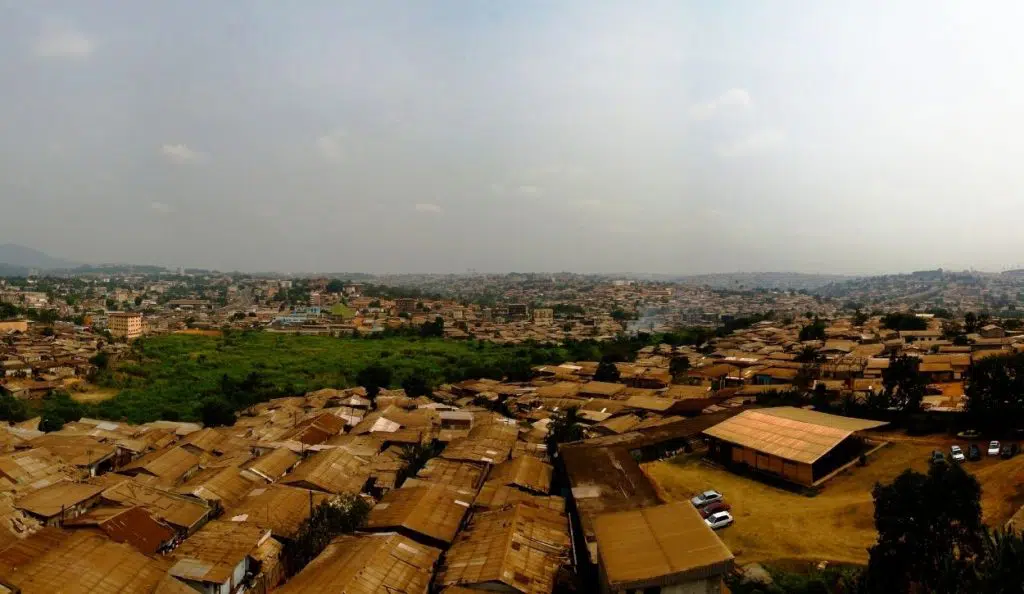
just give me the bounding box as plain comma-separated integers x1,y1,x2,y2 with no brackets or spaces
645,440,1024,565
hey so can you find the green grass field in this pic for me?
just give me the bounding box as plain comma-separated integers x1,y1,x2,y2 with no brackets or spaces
85,331,571,423
330,304,355,318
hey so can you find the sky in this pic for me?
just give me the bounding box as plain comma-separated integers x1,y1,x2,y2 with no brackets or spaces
4,1,1024,275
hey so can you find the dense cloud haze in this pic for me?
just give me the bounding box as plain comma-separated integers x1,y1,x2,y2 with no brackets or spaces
3,1,1024,274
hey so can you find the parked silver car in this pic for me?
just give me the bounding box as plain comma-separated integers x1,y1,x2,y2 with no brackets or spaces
690,490,724,508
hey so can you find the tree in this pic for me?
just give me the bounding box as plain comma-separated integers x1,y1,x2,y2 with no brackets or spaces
853,309,869,326
356,363,392,401
545,407,584,456
881,312,928,332
397,443,435,477
419,316,444,338
0,394,28,423
200,398,237,427
799,319,827,341
881,354,925,415
401,374,432,397
325,279,345,294
795,345,823,363
965,312,979,334
965,353,1024,432
134,295,144,306
862,462,983,593
39,415,65,433
283,496,370,575
669,356,690,379
593,359,621,382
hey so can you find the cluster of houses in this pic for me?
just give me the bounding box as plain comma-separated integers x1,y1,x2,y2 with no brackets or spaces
4,307,1014,592
687,314,1024,412
0,383,582,593
0,323,105,401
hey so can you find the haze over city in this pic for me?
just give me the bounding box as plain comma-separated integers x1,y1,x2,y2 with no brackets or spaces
4,1,1024,274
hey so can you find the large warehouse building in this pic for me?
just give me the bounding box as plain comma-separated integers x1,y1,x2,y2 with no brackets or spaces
702,407,887,487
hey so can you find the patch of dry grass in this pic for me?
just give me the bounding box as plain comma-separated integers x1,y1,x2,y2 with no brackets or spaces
67,381,120,404
645,442,1024,566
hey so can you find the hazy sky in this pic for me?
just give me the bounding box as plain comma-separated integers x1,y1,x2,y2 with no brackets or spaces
4,1,1024,274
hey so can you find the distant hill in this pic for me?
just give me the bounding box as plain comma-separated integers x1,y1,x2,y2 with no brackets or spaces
668,272,858,291
0,244,78,270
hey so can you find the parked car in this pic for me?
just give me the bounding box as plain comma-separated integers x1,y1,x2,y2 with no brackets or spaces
690,490,724,508
988,441,1001,456
950,445,965,462
700,501,733,519
1001,444,1016,459
705,511,734,530
930,450,945,464
968,444,982,461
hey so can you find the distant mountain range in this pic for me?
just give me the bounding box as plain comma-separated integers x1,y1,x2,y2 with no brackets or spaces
0,243,78,271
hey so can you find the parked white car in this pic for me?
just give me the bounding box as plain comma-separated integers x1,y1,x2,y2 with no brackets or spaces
988,441,1001,456
690,490,724,508
705,511,734,530
950,445,965,462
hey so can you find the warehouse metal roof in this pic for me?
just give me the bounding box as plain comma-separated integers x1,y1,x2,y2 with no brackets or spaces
594,502,733,589
702,407,887,465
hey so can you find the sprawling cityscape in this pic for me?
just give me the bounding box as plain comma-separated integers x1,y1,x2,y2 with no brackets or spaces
1,249,1024,592
6,1,1024,592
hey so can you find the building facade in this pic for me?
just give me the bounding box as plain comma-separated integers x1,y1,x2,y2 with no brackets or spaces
108,312,143,340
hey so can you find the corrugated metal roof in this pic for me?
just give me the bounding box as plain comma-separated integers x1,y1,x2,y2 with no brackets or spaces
594,502,733,589
436,502,570,594
365,483,474,545
170,520,267,585
15,481,104,518
3,531,179,593
702,407,888,464
230,484,330,540
278,533,440,594
279,448,371,495
485,456,552,495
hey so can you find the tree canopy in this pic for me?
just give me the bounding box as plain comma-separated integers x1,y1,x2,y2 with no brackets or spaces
593,359,621,382
862,462,983,593
881,312,928,332
966,352,1024,432
799,319,827,342
880,354,925,415
356,362,392,400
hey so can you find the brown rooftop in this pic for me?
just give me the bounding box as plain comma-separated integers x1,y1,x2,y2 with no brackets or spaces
485,456,552,495
119,446,199,486
170,520,268,585
474,483,565,513
64,505,175,555
440,437,512,465
414,458,488,491
228,484,330,540
3,530,179,594
278,533,440,594
279,447,371,494
436,502,570,594
243,447,301,482
177,466,259,508
595,501,733,590
702,407,888,465
365,483,475,546
15,481,104,519
99,477,210,532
